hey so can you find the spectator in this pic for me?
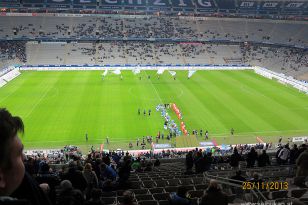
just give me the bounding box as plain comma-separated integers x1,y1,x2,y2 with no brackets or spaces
0,108,25,197
36,162,60,204
296,149,308,177
298,144,306,156
57,180,84,205
258,150,271,167
290,144,299,164
83,163,98,199
118,158,131,186
229,148,241,168
194,151,204,173
278,144,290,165
200,180,228,205
169,186,191,205
131,158,141,172
203,152,213,171
61,161,88,192
246,147,258,168
0,108,52,205
185,151,194,172
100,163,117,181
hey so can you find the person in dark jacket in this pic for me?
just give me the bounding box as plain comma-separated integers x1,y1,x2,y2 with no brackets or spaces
200,180,228,205
204,152,213,171
194,152,204,173
296,149,308,177
185,151,194,173
61,161,88,192
229,148,241,168
258,150,271,167
246,147,258,168
289,144,299,164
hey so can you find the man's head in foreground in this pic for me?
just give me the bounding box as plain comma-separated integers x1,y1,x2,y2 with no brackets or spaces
0,108,25,196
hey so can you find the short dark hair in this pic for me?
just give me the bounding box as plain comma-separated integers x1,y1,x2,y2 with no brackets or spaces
0,108,24,169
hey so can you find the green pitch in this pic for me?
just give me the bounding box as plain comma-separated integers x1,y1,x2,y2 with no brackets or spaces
1,70,308,151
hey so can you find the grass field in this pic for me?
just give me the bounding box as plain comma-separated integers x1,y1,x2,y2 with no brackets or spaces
1,70,308,151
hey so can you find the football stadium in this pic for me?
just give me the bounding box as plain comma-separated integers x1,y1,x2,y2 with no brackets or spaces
0,0,308,204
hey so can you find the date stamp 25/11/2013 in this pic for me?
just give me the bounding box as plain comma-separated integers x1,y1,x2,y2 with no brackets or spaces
242,181,289,190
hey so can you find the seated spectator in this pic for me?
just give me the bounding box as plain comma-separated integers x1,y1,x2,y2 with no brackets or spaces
120,190,136,205
131,158,141,172
57,180,84,205
200,180,228,205
0,108,51,205
169,186,191,205
85,188,104,205
257,150,270,167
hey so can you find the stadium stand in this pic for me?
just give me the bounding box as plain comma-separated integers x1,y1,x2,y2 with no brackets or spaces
0,1,308,204
0,15,307,79
16,143,308,204
0,16,307,46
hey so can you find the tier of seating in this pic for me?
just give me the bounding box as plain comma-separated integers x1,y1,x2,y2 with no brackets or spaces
18,143,307,205
1,16,307,47
23,42,308,79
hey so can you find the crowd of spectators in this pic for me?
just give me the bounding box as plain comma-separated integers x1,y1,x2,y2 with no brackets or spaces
0,41,26,64
1,16,307,46
16,41,307,79
1,16,307,78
